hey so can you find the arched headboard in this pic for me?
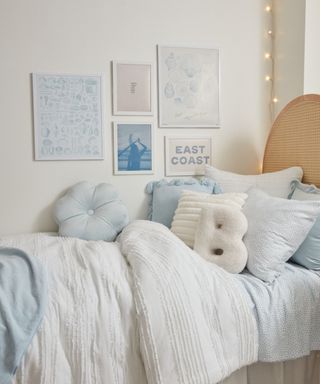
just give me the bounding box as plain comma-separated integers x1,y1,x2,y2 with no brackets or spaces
263,94,320,187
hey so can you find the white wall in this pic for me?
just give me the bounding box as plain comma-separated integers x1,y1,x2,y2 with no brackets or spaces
0,0,269,235
273,0,306,116
304,0,320,93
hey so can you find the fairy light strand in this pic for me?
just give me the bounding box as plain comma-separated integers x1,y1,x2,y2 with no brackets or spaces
265,3,277,120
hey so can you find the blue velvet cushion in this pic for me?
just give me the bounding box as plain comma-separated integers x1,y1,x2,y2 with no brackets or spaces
290,180,320,270
145,177,222,228
54,181,129,241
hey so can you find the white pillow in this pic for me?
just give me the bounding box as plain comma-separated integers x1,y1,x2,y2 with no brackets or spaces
194,205,248,273
243,188,320,282
205,165,303,198
171,190,247,248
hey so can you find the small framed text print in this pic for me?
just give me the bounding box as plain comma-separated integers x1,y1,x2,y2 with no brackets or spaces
165,135,212,176
112,62,153,115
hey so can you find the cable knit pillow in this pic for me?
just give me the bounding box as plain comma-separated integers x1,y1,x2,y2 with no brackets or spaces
243,188,320,282
205,165,303,198
54,181,129,241
171,190,247,248
194,205,248,273
145,177,221,228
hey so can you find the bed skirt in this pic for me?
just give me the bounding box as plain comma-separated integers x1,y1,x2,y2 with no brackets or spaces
221,352,320,384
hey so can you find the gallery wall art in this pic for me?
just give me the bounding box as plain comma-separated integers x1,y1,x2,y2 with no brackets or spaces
158,46,220,128
32,73,104,160
112,62,153,116
113,122,154,175
165,135,212,176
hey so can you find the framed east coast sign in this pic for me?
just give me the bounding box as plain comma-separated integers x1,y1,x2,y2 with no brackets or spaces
165,135,212,176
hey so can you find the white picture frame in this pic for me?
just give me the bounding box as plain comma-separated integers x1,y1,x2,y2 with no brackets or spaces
165,135,213,176
113,122,154,175
112,61,153,115
32,72,105,160
158,45,220,128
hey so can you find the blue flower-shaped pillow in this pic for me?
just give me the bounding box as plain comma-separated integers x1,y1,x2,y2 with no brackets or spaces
54,182,129,241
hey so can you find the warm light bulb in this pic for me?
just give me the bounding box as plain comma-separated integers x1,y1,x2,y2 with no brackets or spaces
265,53,271,59
273,97,278,103
266,5,272,12
265,75,272,81
268,30,273,35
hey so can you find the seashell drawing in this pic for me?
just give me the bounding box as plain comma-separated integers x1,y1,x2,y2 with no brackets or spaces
164,82,175,98
42,139,53,146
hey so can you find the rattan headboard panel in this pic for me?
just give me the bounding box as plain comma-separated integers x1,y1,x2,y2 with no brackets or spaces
263,94,320,187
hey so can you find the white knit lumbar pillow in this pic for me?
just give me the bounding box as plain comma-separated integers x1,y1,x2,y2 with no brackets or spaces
193,205,248,273
170,190,247,248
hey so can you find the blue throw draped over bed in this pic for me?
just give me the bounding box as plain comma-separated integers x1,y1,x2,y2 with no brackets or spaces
0,247,47,384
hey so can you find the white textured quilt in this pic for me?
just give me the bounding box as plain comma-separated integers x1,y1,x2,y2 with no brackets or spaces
0,221,258,384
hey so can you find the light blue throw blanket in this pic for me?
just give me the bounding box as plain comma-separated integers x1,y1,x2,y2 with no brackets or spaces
237,263,320,362
0,247,47,384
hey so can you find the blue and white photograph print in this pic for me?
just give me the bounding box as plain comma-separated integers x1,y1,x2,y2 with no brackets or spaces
114,123,153,174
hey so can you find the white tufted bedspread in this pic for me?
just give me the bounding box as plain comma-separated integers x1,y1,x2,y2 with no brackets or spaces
0,221,258,384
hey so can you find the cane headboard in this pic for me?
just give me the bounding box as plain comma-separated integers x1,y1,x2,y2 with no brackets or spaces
263,94,320,187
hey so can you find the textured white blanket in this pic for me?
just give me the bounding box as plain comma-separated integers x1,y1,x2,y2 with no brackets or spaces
120,221,258,384
1,221,258,384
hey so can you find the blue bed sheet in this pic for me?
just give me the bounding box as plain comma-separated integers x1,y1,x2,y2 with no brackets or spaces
236,262,320,362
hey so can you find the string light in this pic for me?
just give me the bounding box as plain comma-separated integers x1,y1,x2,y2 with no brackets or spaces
265,2,277,118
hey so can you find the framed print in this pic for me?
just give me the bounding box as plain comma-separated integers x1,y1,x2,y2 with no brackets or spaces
112,61,153,115
165,135,212,176
113,122,154,175
32,73,104,160
158,46,220,128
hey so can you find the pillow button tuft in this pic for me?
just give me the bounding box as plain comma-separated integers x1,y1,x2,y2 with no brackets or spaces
87,209,95,216
213,248,224,256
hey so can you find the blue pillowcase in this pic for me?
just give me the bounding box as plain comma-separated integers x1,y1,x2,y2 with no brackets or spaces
290,180,320,270
54,181,129,241
242,187,320,282
145,178,221,228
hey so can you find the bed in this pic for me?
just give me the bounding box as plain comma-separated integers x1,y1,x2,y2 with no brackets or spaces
221,94,320,384
1,94,320,384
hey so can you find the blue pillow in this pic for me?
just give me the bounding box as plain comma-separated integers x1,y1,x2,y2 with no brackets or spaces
145,177,221,228
290,180,320,270
243,187,320,282
54,181,129,241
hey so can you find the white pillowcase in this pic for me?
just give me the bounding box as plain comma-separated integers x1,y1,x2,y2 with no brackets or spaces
243,188,320,282
171,190,247,248
205,165,303,198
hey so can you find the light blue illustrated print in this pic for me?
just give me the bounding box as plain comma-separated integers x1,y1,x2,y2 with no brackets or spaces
159,46,220,127
117,124,152,172
33,74,104,160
